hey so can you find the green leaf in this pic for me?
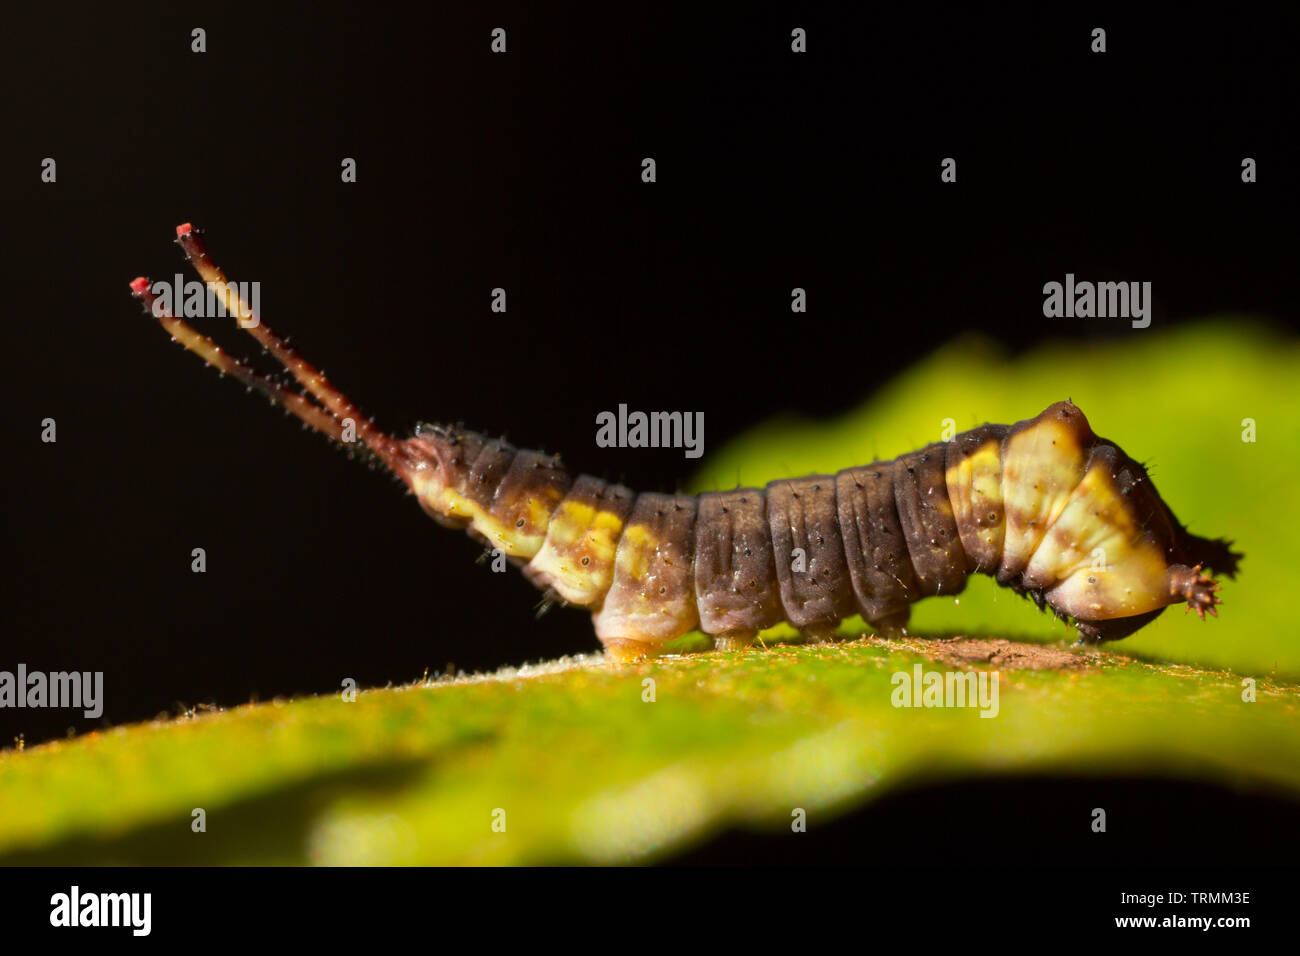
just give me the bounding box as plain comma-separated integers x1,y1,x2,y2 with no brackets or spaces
1,640,1295,864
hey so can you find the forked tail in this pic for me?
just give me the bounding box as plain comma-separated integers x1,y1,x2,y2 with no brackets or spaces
129,223,412,475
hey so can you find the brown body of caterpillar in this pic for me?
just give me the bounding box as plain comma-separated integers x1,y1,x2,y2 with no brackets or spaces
130,226,1241,663
403,406,1240,660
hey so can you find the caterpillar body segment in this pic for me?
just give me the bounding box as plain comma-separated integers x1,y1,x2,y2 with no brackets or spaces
593,492,700,654
130,225,1241,662
943,423,1009,575
692,489,784,648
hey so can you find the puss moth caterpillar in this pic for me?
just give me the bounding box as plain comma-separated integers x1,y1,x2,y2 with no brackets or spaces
129,225,1239,661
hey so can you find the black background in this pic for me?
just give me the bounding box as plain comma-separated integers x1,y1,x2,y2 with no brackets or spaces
2,3,1298,867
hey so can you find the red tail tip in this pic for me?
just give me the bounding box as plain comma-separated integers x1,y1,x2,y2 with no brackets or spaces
176,222,195,237
129,276,151,294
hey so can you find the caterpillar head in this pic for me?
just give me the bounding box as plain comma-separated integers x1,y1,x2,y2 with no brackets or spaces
1037,433,1240,643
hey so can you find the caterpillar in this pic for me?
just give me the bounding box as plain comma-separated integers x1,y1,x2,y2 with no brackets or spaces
129,225,1241,662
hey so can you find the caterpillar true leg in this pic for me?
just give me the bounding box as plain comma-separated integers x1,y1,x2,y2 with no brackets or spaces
1170,564,1222,619
130,226,1241,661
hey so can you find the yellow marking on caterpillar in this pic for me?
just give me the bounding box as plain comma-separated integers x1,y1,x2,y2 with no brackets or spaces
541,500,595,547
407,474,552,559
945,436,1007,572
965,440,1005,552
1000,415,1091,574
526,504,626,605
1033,460,1171,617
594,523,700,643
468,493,560,558
613,525,657,579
